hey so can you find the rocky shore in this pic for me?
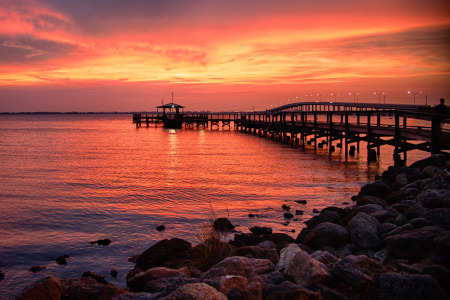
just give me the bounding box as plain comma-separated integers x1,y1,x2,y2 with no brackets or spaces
16,154,450,299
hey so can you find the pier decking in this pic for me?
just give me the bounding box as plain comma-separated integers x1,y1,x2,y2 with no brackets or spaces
133,102,450,164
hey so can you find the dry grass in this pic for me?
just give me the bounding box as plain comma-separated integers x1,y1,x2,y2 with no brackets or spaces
194,205,234,271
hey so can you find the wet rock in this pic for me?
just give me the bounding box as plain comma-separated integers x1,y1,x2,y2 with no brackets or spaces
304,211,341,228
283,212,294,219
358,180,390,199
295,210,303,215
259,233,295,252
384,226,444,261
97,239,112,246
304,222,350,249
156,225,165,231
127,266,189,292
16,275,63,300
432,231,450,262
203,275,248,296
200,256,274,280
111,269,118,278
409,217,433,228
378,272,446,299
61,277,104,300
421,265,450,296
230,233,262,248
311,250,339,266
235,245,279,265
128,254,140,263
135,238,192,271
408,154,447,169
249,226,272,235
263,281,320,300
82,271,108,285
0,270,4,281
329,255,384,291
312,208,320,213
277,244,331,286
282,204,290,211
423,208,450,230
405,203,428,220
421,166,445,178
160,282,227,300
416,189,450,209
29,266,46,273
295,200,307,204
144,274,200,294
246,281,263,300
97,284,128,300
357,195,389,207
348,212,381,248
56,254,70,265
213,218,235,231
248,213,255,218
379,222,398,235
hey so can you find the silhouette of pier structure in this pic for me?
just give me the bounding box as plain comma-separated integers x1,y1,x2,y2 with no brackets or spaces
133,102,450,164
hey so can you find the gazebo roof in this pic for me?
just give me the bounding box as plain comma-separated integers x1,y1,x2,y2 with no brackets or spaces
156,103,184,109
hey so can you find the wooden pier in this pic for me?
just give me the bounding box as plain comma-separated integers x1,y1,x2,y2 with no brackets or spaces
133,102,450,164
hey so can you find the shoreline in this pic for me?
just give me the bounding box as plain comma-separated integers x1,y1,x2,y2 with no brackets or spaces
12,153,450,299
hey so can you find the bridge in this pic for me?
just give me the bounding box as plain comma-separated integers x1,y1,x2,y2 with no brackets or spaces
133,102,450,165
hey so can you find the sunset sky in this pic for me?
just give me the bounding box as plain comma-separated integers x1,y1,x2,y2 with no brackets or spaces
0,0,449,112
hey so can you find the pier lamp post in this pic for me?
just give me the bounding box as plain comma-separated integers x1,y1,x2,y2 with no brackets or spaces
374,92,384,105
349,92,359,103
331,93,339,101
408,91,421,106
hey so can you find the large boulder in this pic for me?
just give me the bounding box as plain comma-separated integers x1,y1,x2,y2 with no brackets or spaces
160,283,227,300
423,208,450,230
200,256,274,280
276,244,330,286
357,180,390,199
127,266,190,292
357,196,389,208
329,255,385,291
304,211,341,228
408,154,447,169
348,212,381,248
135,238,192,271
383,226,444,260
61,277,104,300
213,218,235,231
249,226,272,235
304,222,350,249
377,272,446,299
16,275,63,300
143,274,200,294
203,275,248,297
416,189,450,209
263,281,321,300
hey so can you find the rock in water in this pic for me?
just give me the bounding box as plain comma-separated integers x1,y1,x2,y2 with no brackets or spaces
156,225,166,231
97,239,112,246
135,238,192,271
56,254,70,265
16,275,63,300
249,226,272,235
29,266,46,273
213,218,235,231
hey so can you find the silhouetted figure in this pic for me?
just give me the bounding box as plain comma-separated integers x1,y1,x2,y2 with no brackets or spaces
435,98,448,130
435,98,448,115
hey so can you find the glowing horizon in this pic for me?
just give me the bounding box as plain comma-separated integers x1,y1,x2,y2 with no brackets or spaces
1,0,449,111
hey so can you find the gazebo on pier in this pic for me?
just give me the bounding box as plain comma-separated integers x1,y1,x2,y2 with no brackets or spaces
156,103,184,115
156,103,185,129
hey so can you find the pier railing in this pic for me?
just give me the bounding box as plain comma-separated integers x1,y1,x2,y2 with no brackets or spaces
132,102,449,164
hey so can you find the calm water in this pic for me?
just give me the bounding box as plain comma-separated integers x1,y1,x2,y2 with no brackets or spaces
0,114,427,298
